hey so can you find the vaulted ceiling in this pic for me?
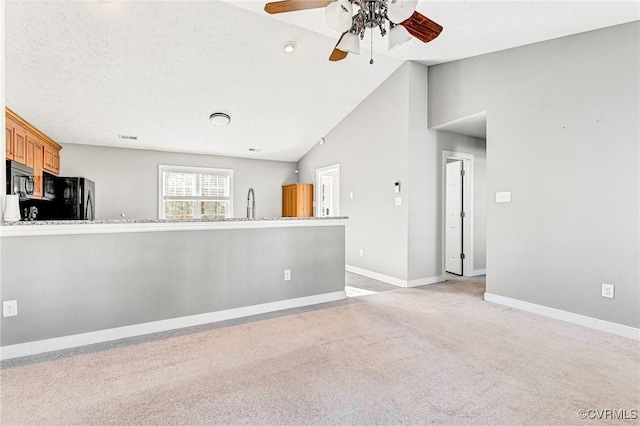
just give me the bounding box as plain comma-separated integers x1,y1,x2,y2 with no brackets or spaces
4,1,638,161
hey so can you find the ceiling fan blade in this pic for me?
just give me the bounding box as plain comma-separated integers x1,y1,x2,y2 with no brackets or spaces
329,33,348,61
264,0,334,14
401,11,443,43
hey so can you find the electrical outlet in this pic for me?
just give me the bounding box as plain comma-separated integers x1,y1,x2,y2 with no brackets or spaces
3,300,18,317
359,249,364,257
284,269,291,281
601,283,614,299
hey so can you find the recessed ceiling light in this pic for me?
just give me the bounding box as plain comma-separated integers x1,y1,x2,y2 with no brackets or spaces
282,41,297,53
209,112,231,126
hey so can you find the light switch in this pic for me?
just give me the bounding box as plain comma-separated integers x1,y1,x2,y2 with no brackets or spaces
496,191,511,203
395,197,402,206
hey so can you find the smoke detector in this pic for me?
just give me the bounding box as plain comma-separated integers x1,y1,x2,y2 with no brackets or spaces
209,112,231,127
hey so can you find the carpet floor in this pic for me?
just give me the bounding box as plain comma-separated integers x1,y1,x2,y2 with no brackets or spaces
1,276,638,425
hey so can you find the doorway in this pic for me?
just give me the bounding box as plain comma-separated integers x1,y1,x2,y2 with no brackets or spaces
446,159,464,275
315,164,340,217
442,151,474,277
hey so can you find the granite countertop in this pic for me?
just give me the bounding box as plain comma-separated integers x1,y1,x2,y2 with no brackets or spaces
1,216,349,226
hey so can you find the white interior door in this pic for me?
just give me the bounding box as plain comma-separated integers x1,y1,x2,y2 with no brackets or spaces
321,176,333,217
315,164,340,217
446,160,463,275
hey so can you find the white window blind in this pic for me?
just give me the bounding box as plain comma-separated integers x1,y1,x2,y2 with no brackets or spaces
159,165,233,220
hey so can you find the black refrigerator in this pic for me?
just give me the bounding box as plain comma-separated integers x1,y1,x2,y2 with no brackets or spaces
40,176,95,220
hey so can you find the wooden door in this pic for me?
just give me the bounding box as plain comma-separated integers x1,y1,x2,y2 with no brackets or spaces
43,143,59,174
5,121,13,160
13,124,27,165
282,185,296,217
299,184,312,217
25,135,35,168
32,139,44,198
6,117,27,164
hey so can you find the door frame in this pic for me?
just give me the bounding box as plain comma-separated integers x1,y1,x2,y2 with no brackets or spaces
315,163,341,217
441,151,474,277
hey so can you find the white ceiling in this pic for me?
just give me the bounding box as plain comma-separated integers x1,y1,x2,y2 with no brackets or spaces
4,1,639,162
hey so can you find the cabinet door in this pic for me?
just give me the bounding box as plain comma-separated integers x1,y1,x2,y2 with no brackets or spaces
299,184,313,217
282,185,296,217
5,122,13,160
43,143,60,175
25,135,35,168
32,139,44,199
53,151,61,174
6,118,27,164
13,125,27,164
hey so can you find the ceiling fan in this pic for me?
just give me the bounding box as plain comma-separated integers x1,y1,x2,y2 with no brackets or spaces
264,0,443,63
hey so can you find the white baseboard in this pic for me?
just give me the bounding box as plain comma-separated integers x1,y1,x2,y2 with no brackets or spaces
346,265,445,288
484,292,640,341
472,269,486,276
407,275,447,287
0,291,347,361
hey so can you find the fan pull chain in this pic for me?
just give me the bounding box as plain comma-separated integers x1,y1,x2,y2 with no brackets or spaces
370,32,374,65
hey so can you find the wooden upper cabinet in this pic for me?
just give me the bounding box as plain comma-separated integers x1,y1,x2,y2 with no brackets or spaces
5,116,27,164
25,133,35,168
6,108,62,178
43,143,61,175
5,121,13,160
282,183,313,217
27,131,44,198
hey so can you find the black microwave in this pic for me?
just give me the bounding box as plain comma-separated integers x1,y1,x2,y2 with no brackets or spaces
6,160,35,200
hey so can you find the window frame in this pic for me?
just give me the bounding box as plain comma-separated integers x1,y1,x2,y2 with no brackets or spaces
158,164,234,220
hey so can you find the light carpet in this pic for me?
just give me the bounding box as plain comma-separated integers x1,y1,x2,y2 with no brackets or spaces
1,278,638,425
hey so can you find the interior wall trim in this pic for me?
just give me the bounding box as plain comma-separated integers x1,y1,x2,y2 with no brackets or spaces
346,265,445,288
484,292,640,341
472,269,486,276
0,290,347,361
0,218,348,238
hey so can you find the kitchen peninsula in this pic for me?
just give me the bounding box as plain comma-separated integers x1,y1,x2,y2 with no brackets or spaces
0,217,347,360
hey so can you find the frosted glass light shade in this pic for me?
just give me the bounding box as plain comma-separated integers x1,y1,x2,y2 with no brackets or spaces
325,0,353,33
387,0,418,23
337,32,360,54
388,25,412,50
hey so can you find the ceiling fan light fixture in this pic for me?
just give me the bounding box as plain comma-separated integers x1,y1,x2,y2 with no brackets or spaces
337,32,360,55
209,112,231,126
388,24,412,50
387,0,418,24
325,0,353,33
282,41,297,53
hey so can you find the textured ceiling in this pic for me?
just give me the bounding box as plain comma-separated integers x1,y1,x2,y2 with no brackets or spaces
4,1,639,162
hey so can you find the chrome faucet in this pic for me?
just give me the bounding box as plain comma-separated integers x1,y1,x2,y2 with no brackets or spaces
247,187,255,219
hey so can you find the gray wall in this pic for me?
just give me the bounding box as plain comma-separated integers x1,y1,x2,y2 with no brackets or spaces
298,62,487,283
298,64,411,280
1,226,345,346
407,63,487,280
60,144,298,220
429,22,639,327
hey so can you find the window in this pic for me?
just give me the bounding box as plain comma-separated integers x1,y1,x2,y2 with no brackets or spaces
159,165,233,220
